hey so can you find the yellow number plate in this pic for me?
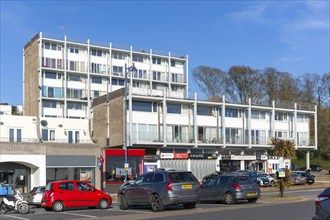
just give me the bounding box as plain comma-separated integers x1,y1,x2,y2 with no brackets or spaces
247,193,256,196
182,184,192,189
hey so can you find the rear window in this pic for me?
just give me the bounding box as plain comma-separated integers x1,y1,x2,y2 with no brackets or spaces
36,187,45,193
233,176,253,184
170,172,197,183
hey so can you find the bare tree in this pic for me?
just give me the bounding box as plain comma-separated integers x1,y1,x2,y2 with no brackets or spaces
226,65,264,104
192,66,227,99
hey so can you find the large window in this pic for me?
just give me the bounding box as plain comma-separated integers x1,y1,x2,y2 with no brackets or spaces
197,106,212,116
132,101,157,112
225,128,243,144
275,112,287,121
113,66,123,75
42,129,55,142
91,76,102,84
112,52,125,60
167,104,181,114
42,87,62,98
251,110,266,119
9,128,22,142
43,101,58,108
46,168,94,185
225,108,241,118
111,79,124,86
44,71,61,79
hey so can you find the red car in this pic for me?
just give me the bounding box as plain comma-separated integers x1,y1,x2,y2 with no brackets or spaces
41,180,112,212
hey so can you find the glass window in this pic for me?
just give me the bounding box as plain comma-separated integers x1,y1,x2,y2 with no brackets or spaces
225,108,238,117
58,182,75,191
45,72,57,79
171,60,176,67
16,129,22,142
167,104,181,114
197,106,212,116
170,173,196,183
50,130,55,141
44,43,50,49
9,129,14,142
92,77,102,84
132,101,152,112
42,129,48,141
77,182,93,191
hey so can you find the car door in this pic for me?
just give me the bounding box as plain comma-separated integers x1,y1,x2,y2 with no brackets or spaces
57,181,79,207
216,176,230,200
134,173,155,204
76,181,97,207
200,176,218,201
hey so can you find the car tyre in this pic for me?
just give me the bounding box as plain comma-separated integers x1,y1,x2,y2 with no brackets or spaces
248,198,258,203
119,194,128,210
150,194,164,212
52,201,64,212
183,202,196,209
224,192,235,205
98,199,109,209
270,181,276,187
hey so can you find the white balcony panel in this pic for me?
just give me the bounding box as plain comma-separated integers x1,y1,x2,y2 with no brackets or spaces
67,81,86,90
132,87,150,96
43,79,63,88
225,118,244,128
152,65,168,72
170,67,185,74
196,115,217,126
90,56,107,65
296,123,309,132
67,53,87,62
43,107,63,117
167,91,184,99
274,122,290,130
111,85,124,92
112,59,126,67
90,84,107,91
43,50,63,59
250,119,269,130
134,63,150,71
150,89,164,97
131,112,158,124
166,115,190,125
67,109,86,118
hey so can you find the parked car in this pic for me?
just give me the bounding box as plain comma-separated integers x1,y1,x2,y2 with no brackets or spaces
258,173,277,186
310,165,323,172
199,174,260,204
289,173,307,185
202,171,222,183
27,186,45,207
292,171,315,185
234,170,258,183
312,187,330,220
41,180,112,212
118,169,200,211
255,173,271,187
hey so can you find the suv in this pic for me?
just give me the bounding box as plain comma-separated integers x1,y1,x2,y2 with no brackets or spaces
41,180,112,212
118,169,200,211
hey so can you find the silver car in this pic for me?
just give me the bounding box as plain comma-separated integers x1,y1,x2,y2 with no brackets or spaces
27,186,45,207
312,187,330,220
199,174,260,204
118,170,200,211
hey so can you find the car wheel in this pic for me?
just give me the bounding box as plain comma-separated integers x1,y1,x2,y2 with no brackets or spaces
119,194,128,210
98,199,109,209
224,192,235,205
52,201,64,212
150,194,164,212
248,198,258,203
271,181,276,187
183,202,196,209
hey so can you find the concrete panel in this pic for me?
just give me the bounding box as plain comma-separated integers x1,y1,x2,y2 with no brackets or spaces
46,155,95,166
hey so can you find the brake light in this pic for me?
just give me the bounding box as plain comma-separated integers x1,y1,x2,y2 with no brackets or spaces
32,192,37,196
231,184,242,191
315,195,330,205
166,174,173,191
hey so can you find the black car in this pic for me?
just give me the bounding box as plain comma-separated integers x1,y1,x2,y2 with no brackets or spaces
312,187,330,220
310,165,322,172
293,171,315,185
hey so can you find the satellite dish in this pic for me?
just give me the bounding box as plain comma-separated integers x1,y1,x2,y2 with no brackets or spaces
41,120,48,127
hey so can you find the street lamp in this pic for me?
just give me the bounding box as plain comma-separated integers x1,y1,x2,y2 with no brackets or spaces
124,63,137,182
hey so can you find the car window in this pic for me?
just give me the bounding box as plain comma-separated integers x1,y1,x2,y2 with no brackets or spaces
45,183,54,191
36,187,45,193
218,176,229,185
58,182,75,191
153,173,164,183
77,182,93,191
136,173,154,184
170,172,196,183
233,176,253,184
205,177,218,187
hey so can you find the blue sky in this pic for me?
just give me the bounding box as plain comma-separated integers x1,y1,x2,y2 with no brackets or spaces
1,0,329,105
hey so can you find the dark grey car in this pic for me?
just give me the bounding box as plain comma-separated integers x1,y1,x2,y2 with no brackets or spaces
199,174,260,204
312,187,330,220
118,170,200,211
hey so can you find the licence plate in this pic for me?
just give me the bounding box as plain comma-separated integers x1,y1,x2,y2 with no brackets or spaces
182,184,192,189
247,193,256,196
41,202,46,206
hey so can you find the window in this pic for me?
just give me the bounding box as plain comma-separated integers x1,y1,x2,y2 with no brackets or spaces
132,101,152,112
77,182,93,191
68,74,83,82
275,112,288,121
42,87,62,98
225,128,243,144
132,55,144,62
93,90,100,98
69,47,79,54
153,173,164,183
91,49,104,57
152,58,161,65
167,104,181,114
112,52,125,60
275,131,288,138
67,102,83,110
113,66,123,75
225,108,240,118
43,101,58,108
44,72,57,79
197,106,212,116
9,128,22,142
58,182,75,191
171,60,176,67
111,79,124,86
42,129,55,141
251,110,266,119
91,76,102,84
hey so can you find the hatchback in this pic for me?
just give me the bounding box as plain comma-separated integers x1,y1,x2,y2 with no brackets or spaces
292,171,315,185
27,186,45,207
199,174,260,204
41,180,112,212
312,187,330,220
118,170,200,211
289,173,307,185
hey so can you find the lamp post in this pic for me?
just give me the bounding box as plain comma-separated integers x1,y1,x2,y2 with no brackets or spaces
124,63,137,182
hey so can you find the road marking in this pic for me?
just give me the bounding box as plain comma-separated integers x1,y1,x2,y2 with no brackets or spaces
1,215,30,220
61,212,97,218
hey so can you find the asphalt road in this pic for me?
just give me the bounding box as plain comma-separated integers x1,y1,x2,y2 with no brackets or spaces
0,188,325,220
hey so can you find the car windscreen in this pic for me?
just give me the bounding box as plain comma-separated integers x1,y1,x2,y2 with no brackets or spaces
170,172,197,183
233,176,254,184
45,183,54,191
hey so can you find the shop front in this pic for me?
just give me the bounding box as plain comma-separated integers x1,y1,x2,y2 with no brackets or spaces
105,149,145,193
